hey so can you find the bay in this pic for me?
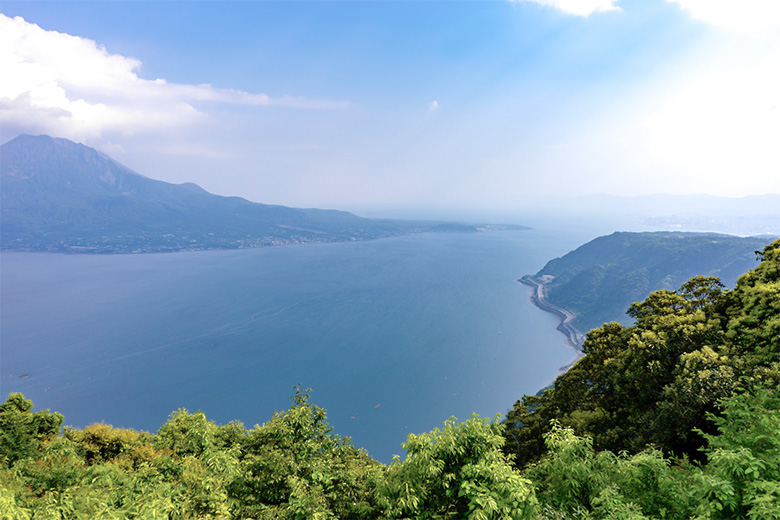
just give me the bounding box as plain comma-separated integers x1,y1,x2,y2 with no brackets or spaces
1,229,582,462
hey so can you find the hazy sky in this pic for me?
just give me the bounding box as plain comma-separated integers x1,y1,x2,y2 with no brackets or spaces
1,0,779,215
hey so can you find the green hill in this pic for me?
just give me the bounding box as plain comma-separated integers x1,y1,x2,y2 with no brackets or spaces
527,231,775,335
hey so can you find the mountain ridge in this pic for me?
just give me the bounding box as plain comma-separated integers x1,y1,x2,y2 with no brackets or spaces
523,231,777,337
1,135,525,253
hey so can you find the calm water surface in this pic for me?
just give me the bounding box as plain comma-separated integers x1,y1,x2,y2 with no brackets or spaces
1,229,582,462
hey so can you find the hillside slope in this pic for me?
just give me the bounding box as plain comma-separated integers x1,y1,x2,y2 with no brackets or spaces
525,231,775,335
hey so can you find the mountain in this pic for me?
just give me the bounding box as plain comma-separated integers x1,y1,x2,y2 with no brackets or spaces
1,135,521,253
524,231,776,335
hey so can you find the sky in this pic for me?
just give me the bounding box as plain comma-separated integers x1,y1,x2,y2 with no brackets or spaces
1,0,779,217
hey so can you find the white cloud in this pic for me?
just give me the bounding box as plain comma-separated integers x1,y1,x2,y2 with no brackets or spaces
667,0,780,32
0,14,347,143
510,0,620,17
428,100,439,111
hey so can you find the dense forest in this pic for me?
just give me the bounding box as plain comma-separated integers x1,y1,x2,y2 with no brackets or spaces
527,232,774,334
2,239,778,519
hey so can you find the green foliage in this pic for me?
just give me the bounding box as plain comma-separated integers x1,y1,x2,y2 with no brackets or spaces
506,237,780,506
526,422,696,519
0,393,64,466
378,413,538,520
694,384,780,519
727,239,780,366
0,396,246,518
156,409,216,458
505,273,752,466
229,386,383,520
0,382,777,519
0,482,31,520
504,239,780,518
64,423,152,466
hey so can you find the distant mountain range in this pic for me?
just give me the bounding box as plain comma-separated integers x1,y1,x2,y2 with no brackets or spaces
524,231,776,336
0,135,525,253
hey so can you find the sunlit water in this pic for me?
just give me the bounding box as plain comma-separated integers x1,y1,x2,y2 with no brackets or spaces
1,229,590,462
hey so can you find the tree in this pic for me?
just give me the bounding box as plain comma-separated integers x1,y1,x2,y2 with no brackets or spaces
64,423,152,466
378,413,538,520
0,393,63,465
727,239,780,367
504,276,740,466
695,384,780,519
229,386,383,519
505,239,780,473
526,422,696,519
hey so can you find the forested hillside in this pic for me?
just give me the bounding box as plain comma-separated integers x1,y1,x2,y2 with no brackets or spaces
1,239,778,519
528,232,773,334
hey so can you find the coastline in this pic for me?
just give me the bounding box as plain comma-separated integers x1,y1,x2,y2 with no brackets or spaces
518,275,585,353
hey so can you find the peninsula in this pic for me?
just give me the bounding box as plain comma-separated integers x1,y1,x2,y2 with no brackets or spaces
519,232,775,360
529,231,775,334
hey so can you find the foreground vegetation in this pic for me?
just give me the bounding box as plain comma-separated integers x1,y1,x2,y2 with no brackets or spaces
2,239,778,519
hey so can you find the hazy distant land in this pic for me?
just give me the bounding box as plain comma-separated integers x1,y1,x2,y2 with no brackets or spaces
0,135,527,254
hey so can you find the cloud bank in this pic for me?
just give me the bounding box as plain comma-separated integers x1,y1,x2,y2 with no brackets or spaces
0,14,347,143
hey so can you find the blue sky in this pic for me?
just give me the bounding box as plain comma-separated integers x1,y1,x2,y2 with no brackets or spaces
1,0,778,216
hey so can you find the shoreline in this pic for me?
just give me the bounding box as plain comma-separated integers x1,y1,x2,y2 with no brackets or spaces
518,275,585,354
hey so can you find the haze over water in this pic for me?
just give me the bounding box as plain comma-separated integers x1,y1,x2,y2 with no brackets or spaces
0,228,594,462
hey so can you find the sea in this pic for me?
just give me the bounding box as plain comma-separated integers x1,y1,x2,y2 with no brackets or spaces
1,224,604,462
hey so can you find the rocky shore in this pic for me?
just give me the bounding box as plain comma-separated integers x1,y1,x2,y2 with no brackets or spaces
519,275,585,351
